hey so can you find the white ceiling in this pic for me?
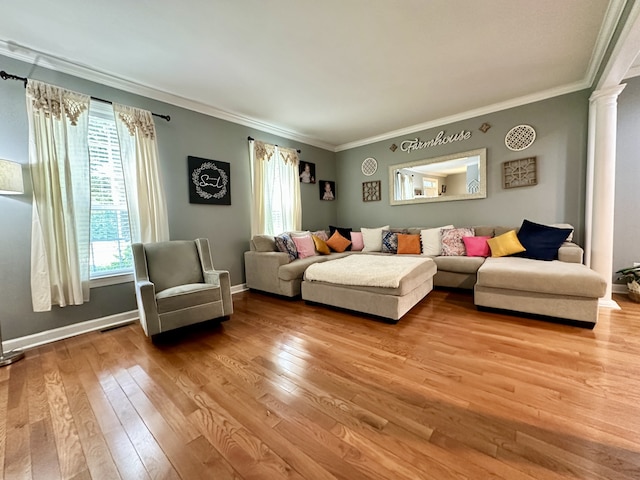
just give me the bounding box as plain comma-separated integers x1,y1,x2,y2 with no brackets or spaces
0,0,634,150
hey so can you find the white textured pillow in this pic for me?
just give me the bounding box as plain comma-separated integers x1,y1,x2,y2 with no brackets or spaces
361,225,390,252
420,225,454,256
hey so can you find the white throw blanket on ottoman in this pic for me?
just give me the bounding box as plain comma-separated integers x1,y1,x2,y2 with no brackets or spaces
304,255,430,288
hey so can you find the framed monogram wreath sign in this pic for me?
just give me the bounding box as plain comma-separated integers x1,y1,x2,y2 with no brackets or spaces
188,156,231,205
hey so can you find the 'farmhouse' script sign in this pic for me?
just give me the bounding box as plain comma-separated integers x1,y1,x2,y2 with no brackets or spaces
400,130,472,153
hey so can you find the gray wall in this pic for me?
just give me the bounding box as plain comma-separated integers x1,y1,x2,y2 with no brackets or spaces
614,75,640,274
335,91,590,243
0,54,336,340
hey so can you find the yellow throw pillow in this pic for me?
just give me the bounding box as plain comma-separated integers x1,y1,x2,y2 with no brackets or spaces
487,230,526,258
397,234,421,254
312,234,330,255
326,231,352,253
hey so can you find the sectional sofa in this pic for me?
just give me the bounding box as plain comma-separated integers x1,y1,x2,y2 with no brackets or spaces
244,223,607,327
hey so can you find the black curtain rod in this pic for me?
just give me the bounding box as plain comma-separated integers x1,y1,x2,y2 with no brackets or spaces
247,136,301,154
0,70,171,122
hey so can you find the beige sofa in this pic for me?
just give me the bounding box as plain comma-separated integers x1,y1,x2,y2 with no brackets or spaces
243,225,606,327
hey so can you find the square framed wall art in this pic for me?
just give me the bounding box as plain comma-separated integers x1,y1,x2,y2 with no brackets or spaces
188,156,231,204
502,157,537,189
362,180,381,202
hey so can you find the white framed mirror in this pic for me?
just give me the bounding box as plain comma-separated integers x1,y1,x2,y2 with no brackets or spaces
389,148,487,205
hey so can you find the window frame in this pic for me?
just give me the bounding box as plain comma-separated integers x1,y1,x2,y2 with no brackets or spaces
87,101,135,286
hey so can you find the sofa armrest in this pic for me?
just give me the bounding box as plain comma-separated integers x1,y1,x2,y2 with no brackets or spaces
558,242,584,264
244,251,290,293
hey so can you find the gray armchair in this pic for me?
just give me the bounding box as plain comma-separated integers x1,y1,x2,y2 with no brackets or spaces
132,238,233,338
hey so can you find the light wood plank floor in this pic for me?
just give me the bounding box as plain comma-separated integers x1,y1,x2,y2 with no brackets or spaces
2,289,640,479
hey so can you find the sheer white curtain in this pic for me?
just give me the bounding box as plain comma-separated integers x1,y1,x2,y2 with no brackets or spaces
113,104,169,243
249,140,301,236
394,172,414,200
26,80,91,311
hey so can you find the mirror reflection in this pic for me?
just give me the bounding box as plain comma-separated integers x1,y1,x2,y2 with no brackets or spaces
389,148,487,205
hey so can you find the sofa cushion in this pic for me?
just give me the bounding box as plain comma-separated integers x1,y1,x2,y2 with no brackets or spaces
463,236,491,257
312,234,331,255
252,235,277,252
397,234,421,254
420,225,453,256
516,219,573,261
326,231,352,252
362,225,389,252
441,227,475,256
487,230,525,257
278,254,349,281
156,283,221,313
275,233,298,261
434,255,486,274
473,226,496,237
292,234,317,259
477,257,606,298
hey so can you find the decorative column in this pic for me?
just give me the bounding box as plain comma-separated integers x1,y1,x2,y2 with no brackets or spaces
585,84,625,308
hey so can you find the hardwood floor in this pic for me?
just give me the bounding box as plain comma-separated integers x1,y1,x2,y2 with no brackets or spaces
2,289,640,479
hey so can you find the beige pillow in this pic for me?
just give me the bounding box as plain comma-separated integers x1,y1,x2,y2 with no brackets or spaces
252,235,276,252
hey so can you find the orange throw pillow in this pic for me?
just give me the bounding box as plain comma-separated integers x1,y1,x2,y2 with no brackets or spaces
326,231,352,252
397,234,421,254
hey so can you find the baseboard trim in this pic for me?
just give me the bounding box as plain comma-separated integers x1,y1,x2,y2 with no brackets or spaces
231,283,248,294
612,284,628,294
3,310,140,353
4,284,248,353
599,298,621,310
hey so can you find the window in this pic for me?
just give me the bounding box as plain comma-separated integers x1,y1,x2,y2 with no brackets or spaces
87,102,133,278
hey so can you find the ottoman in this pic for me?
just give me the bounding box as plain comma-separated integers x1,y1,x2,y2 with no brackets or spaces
301,254,437,321
474,257,607,328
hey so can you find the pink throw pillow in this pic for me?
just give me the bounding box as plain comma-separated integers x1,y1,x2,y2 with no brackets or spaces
350,232,364,251
292,235,317,259
462,236,491,257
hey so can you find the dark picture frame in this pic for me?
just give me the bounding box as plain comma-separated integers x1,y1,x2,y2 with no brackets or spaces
188,156,231,205
319,180,336,201
299,161,316,184
363,180,381,202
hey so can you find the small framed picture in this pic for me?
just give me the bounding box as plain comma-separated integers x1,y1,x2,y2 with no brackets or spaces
319,180,335,201
299,161,316,184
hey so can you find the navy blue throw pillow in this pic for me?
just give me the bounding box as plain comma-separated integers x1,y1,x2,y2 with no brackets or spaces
516,219,573,261
329,225,353,251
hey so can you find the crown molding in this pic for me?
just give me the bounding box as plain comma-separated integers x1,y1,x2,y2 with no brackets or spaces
596,0,640,88
584,0,628,86
334,80,589,152
623,63,640,79
0,40,336,152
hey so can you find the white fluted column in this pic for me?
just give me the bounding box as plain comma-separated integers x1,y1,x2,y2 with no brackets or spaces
585,84,625,309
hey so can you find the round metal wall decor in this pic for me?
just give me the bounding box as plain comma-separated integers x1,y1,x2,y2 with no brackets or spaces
361,157,378,176
505,124,536,151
